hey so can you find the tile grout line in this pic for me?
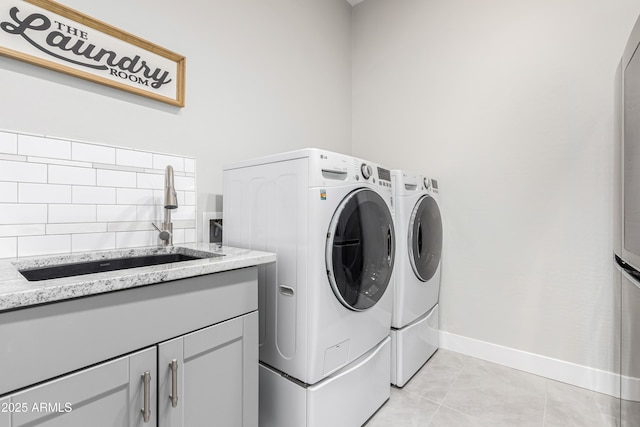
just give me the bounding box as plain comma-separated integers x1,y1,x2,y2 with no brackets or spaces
541,381,548,427
437,355,471,417
425,354,486,425
426,404,442,427
441,354,469,403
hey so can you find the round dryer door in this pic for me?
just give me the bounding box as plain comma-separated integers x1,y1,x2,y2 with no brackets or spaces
326,188,395,311
408,195,442,282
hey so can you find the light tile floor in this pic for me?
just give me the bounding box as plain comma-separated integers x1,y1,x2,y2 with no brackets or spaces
366,349,622,427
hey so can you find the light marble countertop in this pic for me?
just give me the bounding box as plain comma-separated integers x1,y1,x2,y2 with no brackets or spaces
0,243,275,312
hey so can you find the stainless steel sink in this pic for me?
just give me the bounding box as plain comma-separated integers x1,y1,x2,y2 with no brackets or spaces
18,248,223,281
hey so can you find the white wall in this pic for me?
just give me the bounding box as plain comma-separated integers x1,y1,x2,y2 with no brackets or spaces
3,0,639,380
0,130,197,257
353,0,640,372
0,0,352,229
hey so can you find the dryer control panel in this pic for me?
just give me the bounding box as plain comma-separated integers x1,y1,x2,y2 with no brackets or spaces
391,170,440,197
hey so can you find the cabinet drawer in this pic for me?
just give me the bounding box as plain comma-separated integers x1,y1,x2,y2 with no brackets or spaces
8,347,156,427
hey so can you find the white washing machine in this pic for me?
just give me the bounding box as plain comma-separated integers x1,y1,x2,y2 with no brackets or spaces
223,148,395,427
390,170,442,387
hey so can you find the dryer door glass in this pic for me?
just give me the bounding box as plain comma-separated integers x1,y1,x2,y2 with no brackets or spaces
326,188,395,311
409,195,442,282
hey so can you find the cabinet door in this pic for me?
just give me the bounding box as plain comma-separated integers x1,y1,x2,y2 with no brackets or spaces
8,347,156,427
158,311,258,427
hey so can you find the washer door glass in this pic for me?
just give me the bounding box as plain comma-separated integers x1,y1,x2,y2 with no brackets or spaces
326,188,395,311
409,195,442,282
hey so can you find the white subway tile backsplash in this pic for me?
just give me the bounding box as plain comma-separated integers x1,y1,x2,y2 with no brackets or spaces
172,228,185,244
18,135,71,159
116,230,157,249
49,165,96,185
175,176,195,191
153,154,184,172
18,235,70,257
0,132,17,155
0,224,45,237
184,228,196,243
94,163,143,173
0,204,47,224
97,169,136,188
47,223,107,235
117,188,154,205
72,142,116,164
0,160,47,183
27,156,92,168
185,158,195,173
0,153,26,162
0,129,196,257
97,205,137,222
172,205,196,221
136,205,161,221
0,182,18,202
107,222,154,232
72,232,116,252
136,172,164,190
116,149,152,168
73,186,116,204
19,183,71,204
184,191,196,206
0,237,16,258
173,220,196,229
49,205,96,223
152,189,163,206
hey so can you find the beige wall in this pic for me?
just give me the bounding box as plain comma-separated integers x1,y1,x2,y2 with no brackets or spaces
0,0,352,225
352,0,640,371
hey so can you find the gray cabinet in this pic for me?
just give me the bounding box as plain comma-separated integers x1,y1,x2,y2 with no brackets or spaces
2,313,258,427
158,312,258,427
0,268,260,427
6,348,156,427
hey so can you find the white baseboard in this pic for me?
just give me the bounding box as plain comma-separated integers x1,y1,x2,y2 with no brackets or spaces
439,331,621,398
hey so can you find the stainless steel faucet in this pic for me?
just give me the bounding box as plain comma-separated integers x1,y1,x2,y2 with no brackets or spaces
154,165,178,246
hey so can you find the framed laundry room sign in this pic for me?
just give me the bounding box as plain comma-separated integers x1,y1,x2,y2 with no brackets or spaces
0,0,186,107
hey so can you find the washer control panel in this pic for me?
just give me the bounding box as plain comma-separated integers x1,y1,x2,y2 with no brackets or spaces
311,150,393,193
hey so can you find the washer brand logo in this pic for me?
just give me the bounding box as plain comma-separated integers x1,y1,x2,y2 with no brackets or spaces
320,189,326,200
0,0,186,106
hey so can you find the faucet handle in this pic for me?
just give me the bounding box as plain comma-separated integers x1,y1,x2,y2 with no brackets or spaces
152,223,172,242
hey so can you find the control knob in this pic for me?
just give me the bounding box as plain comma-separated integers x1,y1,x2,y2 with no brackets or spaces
361,163,373,180
424,177,431,189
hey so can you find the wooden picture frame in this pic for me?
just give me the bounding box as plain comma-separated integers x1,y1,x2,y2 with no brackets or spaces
0,0,186,107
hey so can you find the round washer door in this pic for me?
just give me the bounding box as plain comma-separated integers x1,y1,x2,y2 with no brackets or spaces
408,195,442,282
326,188,395,311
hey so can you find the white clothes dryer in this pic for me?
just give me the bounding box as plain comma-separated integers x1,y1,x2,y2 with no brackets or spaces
223,149,395,427
390,170,442,387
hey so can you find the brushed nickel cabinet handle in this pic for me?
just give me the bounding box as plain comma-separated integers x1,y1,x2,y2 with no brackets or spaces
141,370,151,423
169,359,179,408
